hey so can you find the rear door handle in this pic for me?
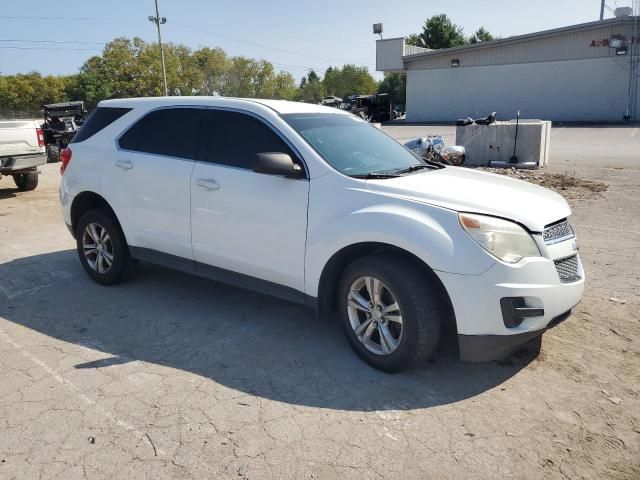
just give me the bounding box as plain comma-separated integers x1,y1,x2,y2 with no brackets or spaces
115,159,133,170
196,178,220,190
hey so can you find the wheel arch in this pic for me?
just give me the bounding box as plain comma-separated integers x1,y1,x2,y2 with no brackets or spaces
70,191,124,239
316,241,457,333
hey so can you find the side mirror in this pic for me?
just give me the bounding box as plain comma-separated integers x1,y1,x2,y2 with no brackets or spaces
253,152,303,178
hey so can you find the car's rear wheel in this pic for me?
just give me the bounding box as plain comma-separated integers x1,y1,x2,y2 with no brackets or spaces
76,209,135,285
338,255,442,372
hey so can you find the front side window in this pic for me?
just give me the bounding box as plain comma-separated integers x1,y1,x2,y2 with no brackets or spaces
282,113,433,177
118,108,208,160
207,110,298,169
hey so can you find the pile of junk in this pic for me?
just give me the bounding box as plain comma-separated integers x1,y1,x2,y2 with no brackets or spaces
404,111,552,169
320,94,403,123
41,101,87,163
403,136,466,167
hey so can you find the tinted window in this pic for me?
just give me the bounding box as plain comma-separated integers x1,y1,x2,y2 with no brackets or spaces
208,110,296,169
118,108,208,160
71,107,131,143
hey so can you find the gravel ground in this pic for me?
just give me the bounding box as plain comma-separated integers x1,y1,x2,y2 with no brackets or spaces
0,125,639,479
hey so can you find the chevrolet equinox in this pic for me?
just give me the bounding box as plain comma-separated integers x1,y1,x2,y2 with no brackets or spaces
59,97,584,372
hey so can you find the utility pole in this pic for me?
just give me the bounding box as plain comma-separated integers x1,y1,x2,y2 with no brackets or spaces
148,0,168,96
600,0,605,20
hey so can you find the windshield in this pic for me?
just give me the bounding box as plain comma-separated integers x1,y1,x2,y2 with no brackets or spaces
282,113,432,177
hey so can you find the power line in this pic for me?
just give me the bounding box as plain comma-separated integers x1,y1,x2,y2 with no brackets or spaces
0,16,376,78
0,39,106,45
171,20,375,68
0,14,374,67
0,46,101,51
0,14,375,71
0,15,134,21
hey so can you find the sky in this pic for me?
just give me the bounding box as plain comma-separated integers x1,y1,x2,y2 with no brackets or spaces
0,0,626,81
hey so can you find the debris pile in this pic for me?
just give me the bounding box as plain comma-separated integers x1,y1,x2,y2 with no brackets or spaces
476,167,608,202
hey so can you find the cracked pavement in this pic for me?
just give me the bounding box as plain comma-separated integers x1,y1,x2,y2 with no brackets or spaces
0,125,639,479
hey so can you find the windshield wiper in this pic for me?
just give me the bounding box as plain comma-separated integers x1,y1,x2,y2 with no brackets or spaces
394,164,434,175
351,172,400,179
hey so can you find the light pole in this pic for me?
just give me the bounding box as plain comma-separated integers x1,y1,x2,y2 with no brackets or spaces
148,0,168,96
600,0,605,20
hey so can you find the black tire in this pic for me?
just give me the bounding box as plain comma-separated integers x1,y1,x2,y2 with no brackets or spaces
337,255,443,373
46,145,60,163
13,172,39,191
76,208,135,285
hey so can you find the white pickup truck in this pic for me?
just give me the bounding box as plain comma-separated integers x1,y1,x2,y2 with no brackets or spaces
0,119,47,191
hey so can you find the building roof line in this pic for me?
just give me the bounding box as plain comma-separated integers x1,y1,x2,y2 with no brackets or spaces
376,37,405,42
402,16,638,61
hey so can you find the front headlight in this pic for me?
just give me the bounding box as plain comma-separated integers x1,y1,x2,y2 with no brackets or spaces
459,213,540,263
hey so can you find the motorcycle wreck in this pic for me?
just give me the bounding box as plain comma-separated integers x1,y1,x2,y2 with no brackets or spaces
403,136,466,167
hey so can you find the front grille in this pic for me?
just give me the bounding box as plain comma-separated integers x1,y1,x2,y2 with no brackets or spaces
554,255,581,283
543,219,574,244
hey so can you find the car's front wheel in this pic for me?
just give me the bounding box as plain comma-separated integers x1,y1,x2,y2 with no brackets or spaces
76,209,135,285
338,255,443,372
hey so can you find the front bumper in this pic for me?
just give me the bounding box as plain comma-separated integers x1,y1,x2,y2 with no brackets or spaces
436,246,584,361
0,152,47,173
458,308,573,361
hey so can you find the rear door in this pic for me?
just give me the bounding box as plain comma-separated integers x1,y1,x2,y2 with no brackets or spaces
190,109,309,292
102,107,208,260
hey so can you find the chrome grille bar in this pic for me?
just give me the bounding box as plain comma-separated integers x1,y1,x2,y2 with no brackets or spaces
543,219,575,244
554,255,581,283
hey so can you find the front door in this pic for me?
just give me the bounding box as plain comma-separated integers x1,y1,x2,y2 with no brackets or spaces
190,109,309,292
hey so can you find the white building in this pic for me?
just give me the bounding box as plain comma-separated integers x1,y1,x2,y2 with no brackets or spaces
376,16,640,122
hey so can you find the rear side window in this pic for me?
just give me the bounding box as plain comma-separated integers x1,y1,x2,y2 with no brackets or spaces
207,110,297,169
71,107,131,143
118,108,207,160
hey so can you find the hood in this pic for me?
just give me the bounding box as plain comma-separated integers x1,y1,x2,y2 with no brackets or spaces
365,167,571,232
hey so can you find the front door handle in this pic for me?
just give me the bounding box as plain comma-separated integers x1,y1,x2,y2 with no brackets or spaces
196,178,220,190
115,159,133,170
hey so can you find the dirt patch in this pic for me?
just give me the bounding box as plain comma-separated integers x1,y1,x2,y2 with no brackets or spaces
477,167,608,202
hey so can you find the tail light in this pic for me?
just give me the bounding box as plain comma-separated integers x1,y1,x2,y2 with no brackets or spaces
36,128,45,147
60,148,72,175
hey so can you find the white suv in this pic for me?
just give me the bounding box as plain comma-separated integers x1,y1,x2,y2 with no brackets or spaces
60,97,584,372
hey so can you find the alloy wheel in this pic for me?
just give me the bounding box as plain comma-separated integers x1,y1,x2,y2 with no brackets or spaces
82,222,114,274
346,276,403,355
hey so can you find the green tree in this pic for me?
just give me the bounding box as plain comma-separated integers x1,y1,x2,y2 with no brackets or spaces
76,56,113,108
0,36,301,114
193,47,230,95
469,27,496,44
378,73,406,106
406,14,466,49
253,60,277,98
322,65,378,100
272,72,298,100
0,72,69,116
79,37,203,100
223,56,258,97
300,76,325,103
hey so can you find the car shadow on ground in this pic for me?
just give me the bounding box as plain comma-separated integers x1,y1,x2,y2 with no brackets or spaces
0,186,17,199
0,250,538,412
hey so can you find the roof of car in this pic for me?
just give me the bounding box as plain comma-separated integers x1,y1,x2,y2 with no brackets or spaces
99,96,350,116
